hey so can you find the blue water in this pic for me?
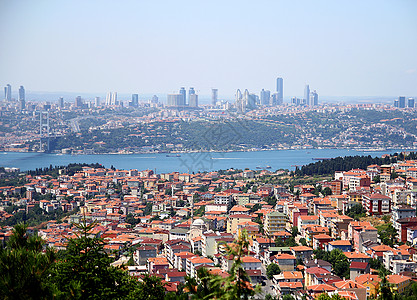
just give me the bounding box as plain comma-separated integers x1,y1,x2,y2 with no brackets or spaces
0,149,412,173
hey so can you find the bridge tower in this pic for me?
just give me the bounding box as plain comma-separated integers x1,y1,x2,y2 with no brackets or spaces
39,111,50,152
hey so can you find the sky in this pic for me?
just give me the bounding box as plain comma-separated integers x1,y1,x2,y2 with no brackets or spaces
1,0,417,100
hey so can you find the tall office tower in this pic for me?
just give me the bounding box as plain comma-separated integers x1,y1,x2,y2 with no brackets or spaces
188,87,195,106
236,89,243,113
260,89,271,106
310,90,319,106
75,96,83,108
58,97,64,108
18,86,25,110
151,95,159,104
211,88,218,106
408,98,415,108
270,93,279,105
189,93,198,107
398,96,406,108
304,84,310,105
179,87,186,105
18,86,25,101
4,84,11,101
167,94,183,106
394,99,399,107
111,92,118,105
132,94,139,107
105,92,112,106
95,97,100,107
276,77,283,104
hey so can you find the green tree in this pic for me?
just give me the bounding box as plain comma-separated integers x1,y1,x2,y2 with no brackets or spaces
0,223,56,299
266,263,281,279
48,219,149,299
377,223,398,247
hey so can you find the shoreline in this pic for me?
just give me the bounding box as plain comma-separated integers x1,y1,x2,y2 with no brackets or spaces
1,146,416,156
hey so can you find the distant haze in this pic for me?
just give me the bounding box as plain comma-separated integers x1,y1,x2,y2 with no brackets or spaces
1,0,416,99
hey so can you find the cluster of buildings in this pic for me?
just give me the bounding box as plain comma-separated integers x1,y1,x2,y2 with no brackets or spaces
394,96,415,109
0,155,417,297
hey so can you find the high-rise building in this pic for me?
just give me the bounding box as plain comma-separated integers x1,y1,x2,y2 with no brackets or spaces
398,96,406,108
131,94,139,107
260,89,271,106
310,90,319,106
94,97,100,107
75,96,83,108
304,84,310,105
189,93,198,107
167,94,183,106
211,88,218,106
276,77,283,104
58,97,64,108
4,84,11,101
111,92,118,105
408,98,415,108
179,87,186,106
18,86,25,101
18,86,25,110
105,92,112,106
151,95,159,104
188,87,195,106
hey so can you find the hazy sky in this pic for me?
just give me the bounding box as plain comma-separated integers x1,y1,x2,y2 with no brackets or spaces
1,0,416,99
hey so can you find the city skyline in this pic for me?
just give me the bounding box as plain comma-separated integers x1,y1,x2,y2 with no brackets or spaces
1,1,416,98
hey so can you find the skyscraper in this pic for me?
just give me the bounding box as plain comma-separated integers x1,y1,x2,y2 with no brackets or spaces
131,94,139,107
167,94,183,106
304,84,310,105
260,89,271,106
4,84,11,101
398,96,406,108
179,87,186,106
310,90,319,106
95,97,100,107
276,78,283,104
188,87,195,106
58,97,64,108
151,95,159,104
105,92,112,106
18,86,25,101
75,96,83,108
18,86,25,110
408,98,415,108
111,92,118,105
189,93,198,107
211,88,218,106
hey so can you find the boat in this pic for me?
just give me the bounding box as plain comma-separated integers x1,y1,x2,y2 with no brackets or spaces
166,154,181,157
